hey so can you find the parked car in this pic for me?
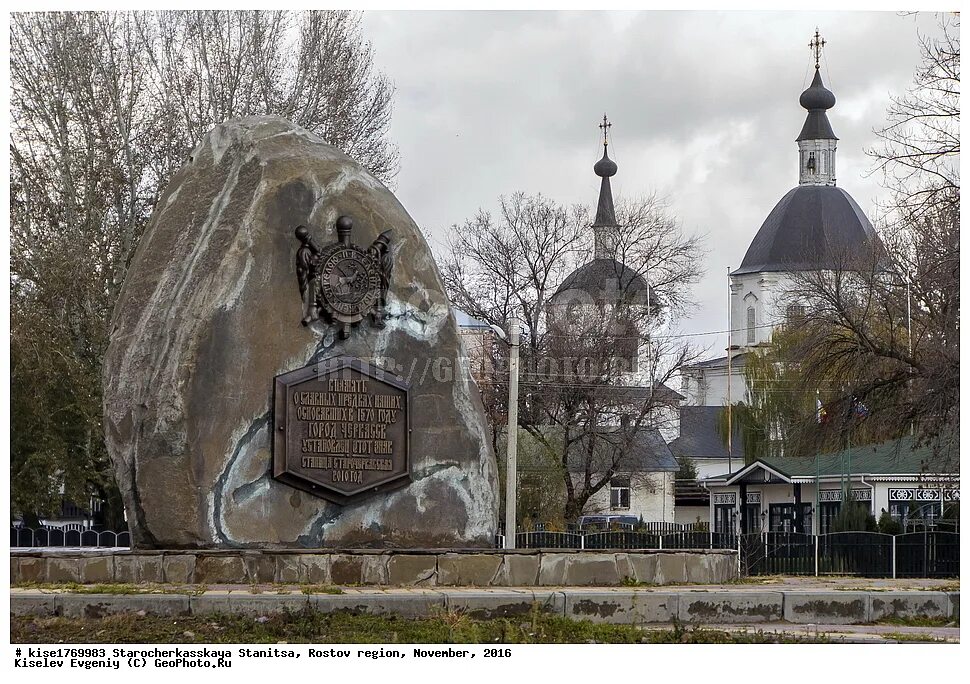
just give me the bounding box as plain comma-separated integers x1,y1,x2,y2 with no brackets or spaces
576,514,639,531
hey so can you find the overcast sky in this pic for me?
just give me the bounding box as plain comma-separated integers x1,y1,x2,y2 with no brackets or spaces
360,10,944,359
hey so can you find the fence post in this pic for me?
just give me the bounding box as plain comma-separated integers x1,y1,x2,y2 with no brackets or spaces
658,535,663,550
580,533,585,551
814,535,819,577
892,535,897,579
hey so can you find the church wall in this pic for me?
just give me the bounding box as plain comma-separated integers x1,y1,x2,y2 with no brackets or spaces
680,363,748,407
729,272,799,350
798,139,838,186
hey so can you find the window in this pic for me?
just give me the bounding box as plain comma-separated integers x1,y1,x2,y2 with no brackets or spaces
610,477,631,510
891,502,939,531
743,503,762,533
769,503,812,534
746,306,756,344
819,501,841,534
786,304,806,323
714,505,737,535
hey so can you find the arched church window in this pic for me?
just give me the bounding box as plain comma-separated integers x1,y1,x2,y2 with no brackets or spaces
807,152,816,172
746,307,756,344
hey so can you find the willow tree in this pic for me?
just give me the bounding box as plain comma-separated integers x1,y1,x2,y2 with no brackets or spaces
718,17,959,470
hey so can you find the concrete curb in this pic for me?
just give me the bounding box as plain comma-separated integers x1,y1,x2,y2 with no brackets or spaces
11,589,958,626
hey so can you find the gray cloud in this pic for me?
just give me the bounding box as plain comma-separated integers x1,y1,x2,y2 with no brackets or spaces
361,10,944,357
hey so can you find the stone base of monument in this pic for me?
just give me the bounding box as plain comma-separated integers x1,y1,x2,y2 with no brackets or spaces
12,549,738,586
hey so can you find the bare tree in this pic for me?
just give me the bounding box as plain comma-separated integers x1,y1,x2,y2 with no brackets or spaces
10,10,398,522
441,192,704,523
773,15,960,468
723,16,960,473
138,11,398,181
781,205,958,469
868,13,959,223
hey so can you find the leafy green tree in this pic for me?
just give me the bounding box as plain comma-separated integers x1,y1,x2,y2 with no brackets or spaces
676,456,698,481
831,499,878,533
877,510,902,535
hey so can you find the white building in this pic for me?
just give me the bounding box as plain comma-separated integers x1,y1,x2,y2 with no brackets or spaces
702,437,959,535
545,118,681,524
675,51,882,475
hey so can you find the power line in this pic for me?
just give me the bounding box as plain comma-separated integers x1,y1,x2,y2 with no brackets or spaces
477,321,813,342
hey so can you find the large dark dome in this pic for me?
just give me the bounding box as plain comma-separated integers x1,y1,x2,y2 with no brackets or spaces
554,258,654,305
733,185,880,275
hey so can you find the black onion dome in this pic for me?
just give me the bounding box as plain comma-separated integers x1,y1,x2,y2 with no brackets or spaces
797,69,838,141
593,145,618,177
799,69,836,110
733,185,880,275
554,258,654,305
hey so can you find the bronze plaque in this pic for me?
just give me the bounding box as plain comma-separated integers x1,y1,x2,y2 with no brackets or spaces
273,356,410,504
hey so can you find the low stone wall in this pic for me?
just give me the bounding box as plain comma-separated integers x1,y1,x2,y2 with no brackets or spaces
11,549,737,587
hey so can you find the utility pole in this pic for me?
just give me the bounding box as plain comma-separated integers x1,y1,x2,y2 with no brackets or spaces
726,266,733,474
504,318,520,549
907,277,914,437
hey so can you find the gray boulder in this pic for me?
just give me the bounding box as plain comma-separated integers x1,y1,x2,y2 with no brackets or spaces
103,116,499,548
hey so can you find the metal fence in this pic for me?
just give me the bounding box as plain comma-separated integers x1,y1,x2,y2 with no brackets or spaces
496,529,959,579
11,527,131,548
740,531,959,579
508,529,736,551
895,531,960,578
15,525,957,579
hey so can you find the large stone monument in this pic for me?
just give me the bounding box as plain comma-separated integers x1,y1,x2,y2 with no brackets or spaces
102,116,499,549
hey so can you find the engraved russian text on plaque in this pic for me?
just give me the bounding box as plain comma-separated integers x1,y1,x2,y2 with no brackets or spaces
273,356,410,504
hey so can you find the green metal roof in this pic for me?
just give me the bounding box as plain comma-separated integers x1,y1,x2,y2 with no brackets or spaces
707,436,952,481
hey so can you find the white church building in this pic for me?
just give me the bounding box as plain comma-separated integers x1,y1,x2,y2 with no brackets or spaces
671,44,884,523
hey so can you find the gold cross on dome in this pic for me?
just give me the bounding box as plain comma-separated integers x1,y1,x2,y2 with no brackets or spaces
598,114,612,147
809,28,826,69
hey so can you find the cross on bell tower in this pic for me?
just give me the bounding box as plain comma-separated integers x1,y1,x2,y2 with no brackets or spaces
591,114,618,259
809,28,826,69
798,29,838,187
598,114,612,147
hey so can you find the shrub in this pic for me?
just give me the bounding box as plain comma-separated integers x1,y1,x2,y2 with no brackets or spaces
877,510,902,535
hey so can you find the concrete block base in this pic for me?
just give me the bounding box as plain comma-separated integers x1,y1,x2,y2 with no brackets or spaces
10,548,738,587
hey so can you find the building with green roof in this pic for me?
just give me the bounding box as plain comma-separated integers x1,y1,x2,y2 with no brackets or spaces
701,436,959,535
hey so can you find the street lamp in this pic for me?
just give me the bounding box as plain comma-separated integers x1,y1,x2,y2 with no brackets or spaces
491,319,520,549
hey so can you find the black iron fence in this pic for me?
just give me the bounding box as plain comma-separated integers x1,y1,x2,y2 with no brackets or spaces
895,531,960,578
505,530,736,551
11,527,130,548
740,531,959,579
494,529,959,579
16,525,958,579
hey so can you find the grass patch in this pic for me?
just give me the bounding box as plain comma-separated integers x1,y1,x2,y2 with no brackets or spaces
11,610,825,644
299,584,345,595
881,631,949,643
875,615,957,628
